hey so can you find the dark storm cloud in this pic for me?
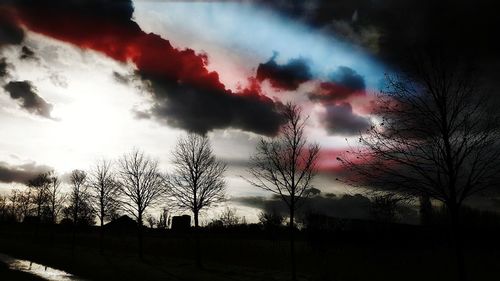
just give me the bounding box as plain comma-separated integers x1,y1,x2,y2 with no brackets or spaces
234,193,371,220
256,53,312,91
234,192,418,223
3,81,54,118
0,9,25,46
308,66,366,103
8,0,285,135
323,103,370,135
0,161,52,184
142,74,284,135
328,66,365,92
306,66,370,136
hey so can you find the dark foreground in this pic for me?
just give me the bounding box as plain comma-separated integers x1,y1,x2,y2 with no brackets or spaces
1,222,499,281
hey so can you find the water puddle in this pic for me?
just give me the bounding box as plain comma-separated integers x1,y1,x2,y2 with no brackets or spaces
0,253,87,281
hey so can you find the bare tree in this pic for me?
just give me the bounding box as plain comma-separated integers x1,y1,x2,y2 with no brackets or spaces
0,194,7,221
259,207,285,229
69,170,90,225
167,133,226,267
216,207,241,227
27,172,50,221
46,171,65,224
145,214,157,228
88,159,120,255
369,193,405,223
17,189,32,222
168,134,227,227
8,190,21,222
246,103,320,281
117,149,165,259
338,55,500,281
67,169,90,254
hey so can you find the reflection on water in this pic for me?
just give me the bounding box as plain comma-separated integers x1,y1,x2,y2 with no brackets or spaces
0,253,87,281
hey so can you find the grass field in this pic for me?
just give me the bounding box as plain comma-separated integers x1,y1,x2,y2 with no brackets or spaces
1,223,499,281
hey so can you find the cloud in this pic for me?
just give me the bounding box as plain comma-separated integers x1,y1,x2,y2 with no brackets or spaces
0,57,9,78
19,46,36,60
142,74,284,135
3,80,54,118
0,161,52,184
256,53,312,91
0,9,25,46
233,193,372,220
233,192,419,223
8,0,284,135
329,66,365,91
322,102,370,135
309,66,365,103
112,71,130,84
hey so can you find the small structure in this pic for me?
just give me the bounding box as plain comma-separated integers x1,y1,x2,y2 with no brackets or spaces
171,215,191,231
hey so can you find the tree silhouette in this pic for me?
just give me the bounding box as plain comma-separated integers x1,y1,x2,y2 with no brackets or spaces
27,172,50,221
338,54,500,281
167,133,227,268
46,171,65,224
69,170,88,225
88,159,120,255
117,149,165,260
246,103,320,281
369,193,404,223
68,169,90,254
216,207,241,227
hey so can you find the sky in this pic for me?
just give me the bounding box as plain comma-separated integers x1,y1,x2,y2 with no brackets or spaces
0,0,498,223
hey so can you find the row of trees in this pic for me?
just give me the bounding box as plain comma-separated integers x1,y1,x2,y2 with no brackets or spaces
0,134,229,261
0,171,70,225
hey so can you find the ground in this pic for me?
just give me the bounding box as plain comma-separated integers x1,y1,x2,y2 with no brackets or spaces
0,223,499,281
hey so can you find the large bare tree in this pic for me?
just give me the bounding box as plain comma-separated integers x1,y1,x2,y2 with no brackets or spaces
27,172,50,220
117,149,165,259
167,133,227,267
246,103,320,281
46,171,65,224
168,134,227,227
69,170,89,226
88,159,120,255
338,55,500,281
68,169,90,254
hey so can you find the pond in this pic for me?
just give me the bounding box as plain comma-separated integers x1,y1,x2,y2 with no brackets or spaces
0,253,87,281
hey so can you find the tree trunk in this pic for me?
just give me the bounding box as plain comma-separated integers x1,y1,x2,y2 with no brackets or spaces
99,216,104,255
450,204,467,281
290,206,297,281
194,209,202,269
72,208,77,257
138,214,144,260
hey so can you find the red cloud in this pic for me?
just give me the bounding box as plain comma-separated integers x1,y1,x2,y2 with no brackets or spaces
8,1,283,135
13,7,225,92
316,148,374,175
